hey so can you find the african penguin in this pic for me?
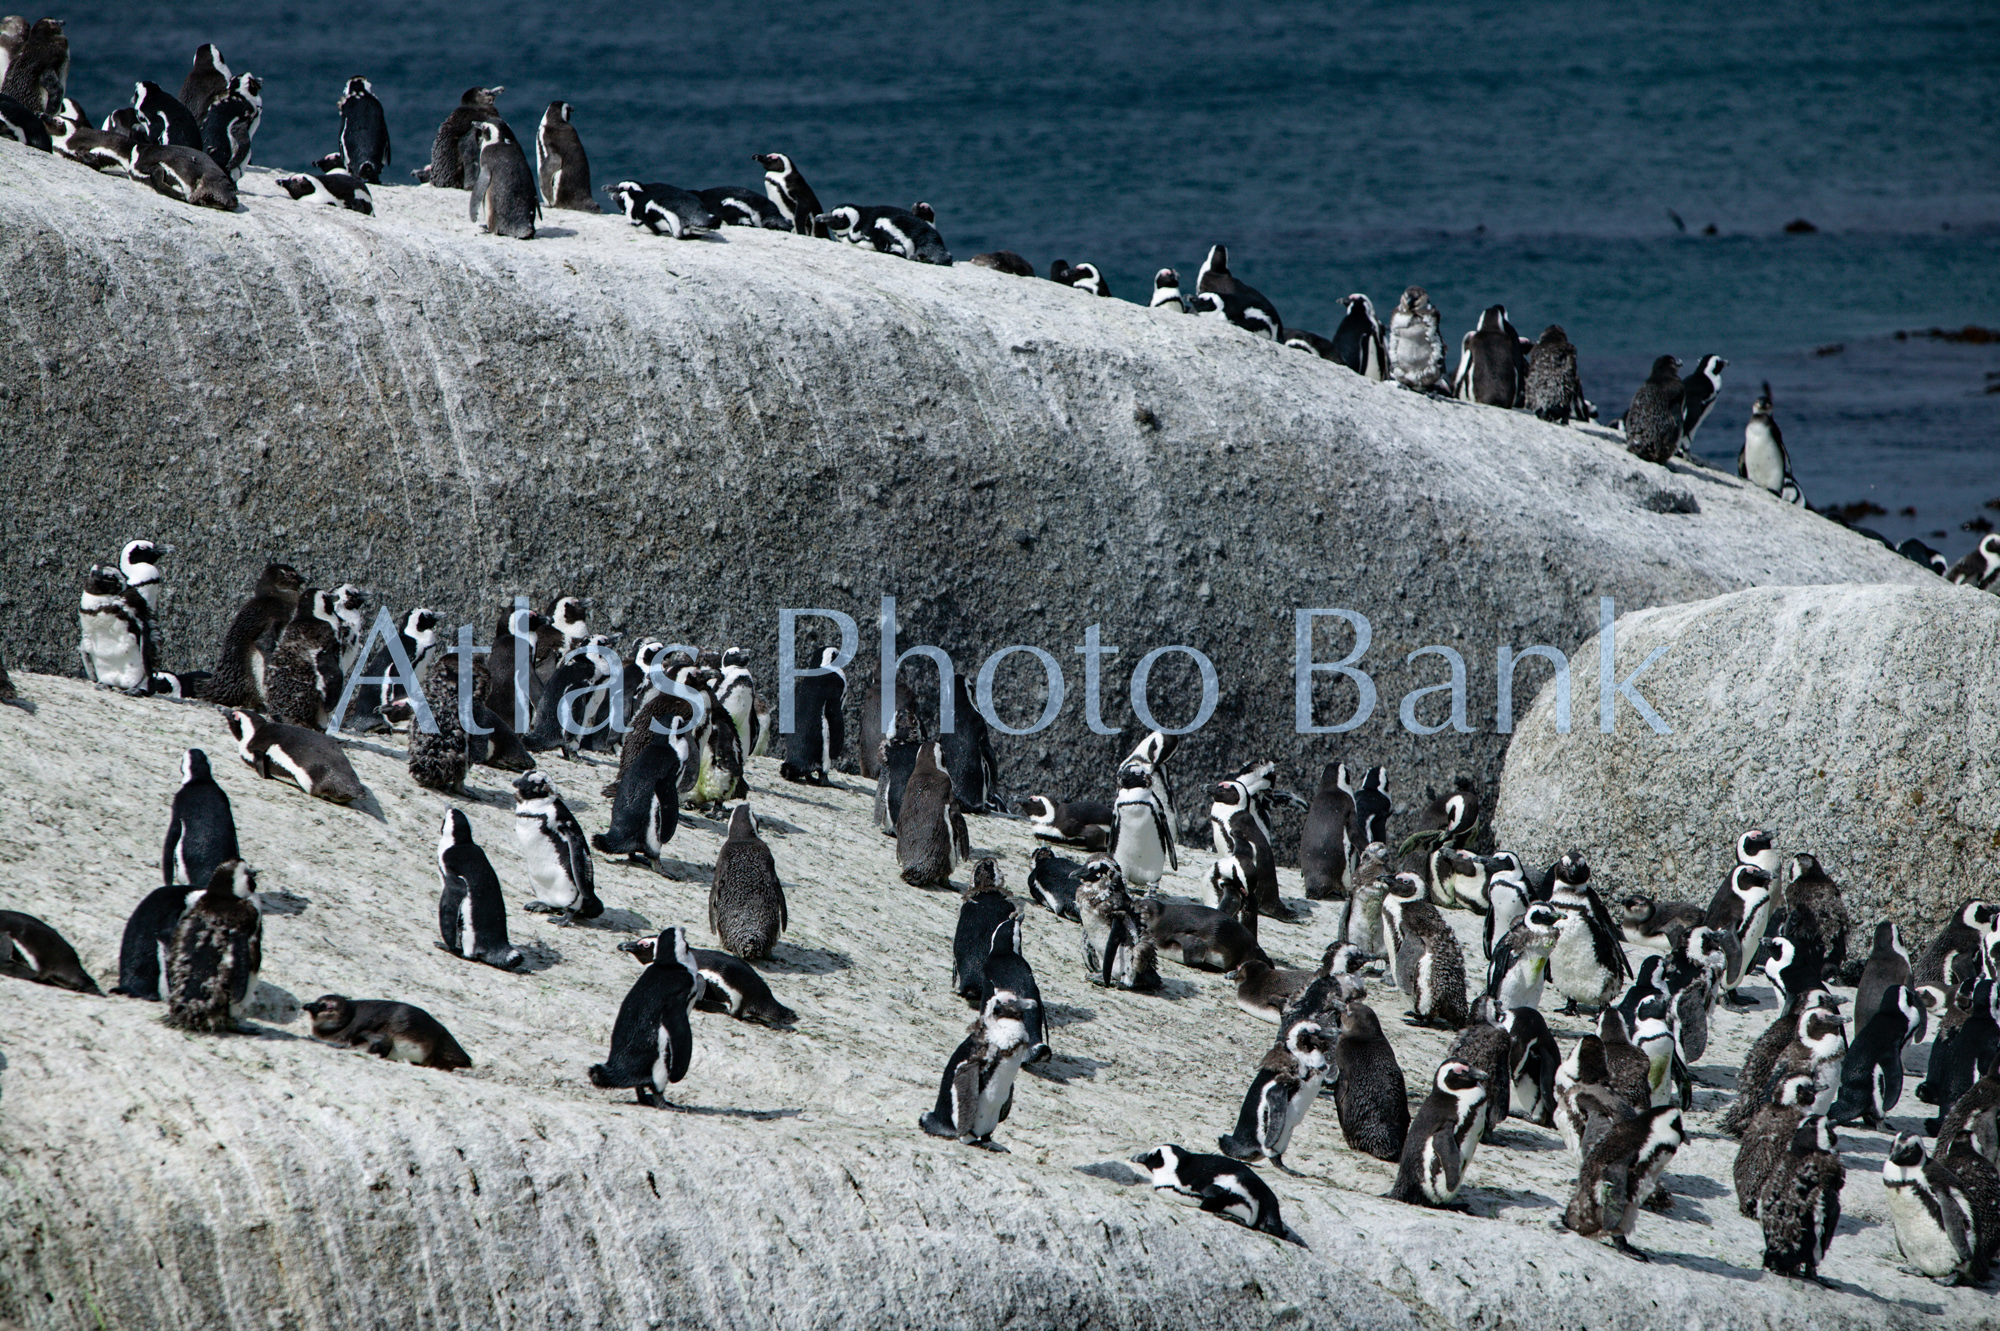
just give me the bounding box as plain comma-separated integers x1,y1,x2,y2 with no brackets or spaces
1524,325,1589,424
1451,304,1528,408
1131,1145,1297,1243
1110,761,1177,890
590,926,702,1107
699,186,788,229
1679,354,1728,448
0,909,99,993
1782,853,1851,977
332,76,390,181
1336,843,1392,954
224,709,365,804
264,588,345,730
1075,858,1160,991
0,17,65,114
970,250,1035,275
466,120,538,238
1614,891,1706,952
921,988,1035,1149
1916,900,1998,992
1486,901,1560,1011
405,650,470,794
1882,1132,1987,1284
1388,286,1446,393
199,73,260,179
1135,894,1263,973
715,647,767,760
1945,534,2000,589
710,803,786,960
1447,998,1516,1139
897,741,969,889
536,101,598,211
1504,1005,1562,1128
1331,294,1389,381
1149,268,1186,312
873,706,925,834
132,80,201,148
1829,983,1926,1128
1622,356,1686,464
434,808,524,970
111,885,204,1000
1384,880,1469,1029
939,672,1001,812
1021,796,1113,851
303,996,471,1070
177,44,229,120
1298,762,1356,902
1026,846,1086,921
603,179,716,237
1333,1001,1410,1161
1703,863,1773,1002
1218,1018,1330,1176
1758,1117,1845,1281
1189,288,1279,338
163,861,262,1031
752,152,824,236
209,562,305,710
161,747,240,894
1740,383,1804,505
512,770,600,923
1564,1105,1685,1261
77,562,151,692
1389,1060,1489,1208
419,86,500,188
592,727,682,871
781,646,846,784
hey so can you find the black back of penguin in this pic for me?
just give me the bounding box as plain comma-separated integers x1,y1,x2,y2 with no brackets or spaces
593,731,681,863
939,672,1000,813
113,884,204,999
162,747,239,893
709,804,786,960
782,653,846,783
468,121,538,239
338,76,390,181
1298,762,1355,901
591,927,700,1100
435,808,523,970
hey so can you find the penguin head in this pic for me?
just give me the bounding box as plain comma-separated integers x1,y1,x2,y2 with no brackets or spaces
1320,941,1369,976
1536,324,1567,348
223,709,264,747
257,563,306,598
820,206,860,237
461,87,502,109
302,995,352,1030
1396,286,1430,317
603,181,645,215
912,202,935,224
1115,763,1152,791
181,747,211,785
1285,1019,1328,1065
1885,1133,1926,1172
1341,1002,1384,1040
1523,902,1561,936
1130,1145,1175,1175
1649,355,1683,380
1344,293,1377,320
1793,1116,1837,1157
1963,901,2000,934
722,646,751,668
1614,892,1655,927
1729,864,1772,895
512,770,554,803
342,76,372,99
211,859,258,900
1018,795,1056,822
83,562,125,596
1387,872,1425,901
1153,268,1180,291
616,936,657,964
120,538,169,572
1209,780,1249,814
1436,1060,1486,1095
1476,305,1508,334
1785,852,1825,887
658,925,694,971
1201,244,1229,278
971,857,1003,894
727,803,758,840
438,806,475,853
545,101,572,125
752,152,791,174
232,74,262,104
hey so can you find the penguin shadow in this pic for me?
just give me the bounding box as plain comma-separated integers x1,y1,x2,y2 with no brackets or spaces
346,790,391,824
1073,1160,1145,1186
1482,1127,1561,1153
1147,975,1203,1002
1472,1187,1561,1217
255,891,311,917
749,815,809,837
1663,1172,1726,1202
677,812,730,835
647,856,712,882
1025,1052,1106,1084
337,737,405,762
537,226,580,239
514,940,564,972
1044,1003,1096,1029
758,943,851,975
663,1103,800,1122
246,982,301,1024
576,907,653,933
1624,1248,1761,1283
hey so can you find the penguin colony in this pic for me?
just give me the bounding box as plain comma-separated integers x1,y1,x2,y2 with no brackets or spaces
4,20,1988,582
13,539,2000,1286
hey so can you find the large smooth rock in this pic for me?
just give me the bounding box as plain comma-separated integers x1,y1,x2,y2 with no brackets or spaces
0,674,1982,1329
1494,581,2000,939
0,144,1931,824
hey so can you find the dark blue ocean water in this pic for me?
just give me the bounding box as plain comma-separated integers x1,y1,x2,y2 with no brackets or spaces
49,1,2000,557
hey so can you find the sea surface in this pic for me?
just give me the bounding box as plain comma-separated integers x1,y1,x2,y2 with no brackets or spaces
50,1,2000,558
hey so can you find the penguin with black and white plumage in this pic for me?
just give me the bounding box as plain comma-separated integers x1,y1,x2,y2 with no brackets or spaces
1504,1005,1562,1128
132,80,202,148
1945,533,2000,589
921,987,1036,1150
1552,1034,1629,1158
435,808,524,971
1623,355,1686,464
332,76,390,182
1149,268,1186,312
1524,325,1590,424
1075,858,1159,991
135,142,239,210
1486,901,1560,1012
163,860,263,1032
264,588,345,731
715,647,767,760
1721,971,1834,1141
1547,891,1631,1013
1854,920,1916,1032
594,726,683,873
1678,354,1728,451
1131,1145,1300,1243
1388,287,1447,393
590,926,701,1107
872,706,925,834
898,741,969,889
1830,983,1926,1128
512,771,600,924
209,562,305,711
1704,863,1772,1005
111,884,205,1000
178,44,230,121
1383,878,1469,1029
1898,537,1950,576
0,90,50,149
225,708,366,804
1447,998,1517,1140
535,101,598,212
1628,993,1691,1111
1916,900,1999,993
1021,796,1113,851
161,747,239,894
417,87,500,187
620,934,797,1028
1337,842,1392,954
1218,1017,1330,1177
603,179,717,237
1919,979,2000,1117
1389,1060,1489,1209
1298,762,1356,902
199,73,260,179
1883,1132,1989,1285
1662,925,1728,1065
1189,288,1279,339
939,672,1002,813
1596,1008,1656,1113
1282,328,1339,359
1759,1116,1846,1282
1564,1104,1685,1262
117,539,169,617
466,121,538,239
1331,1001,1409,1161
302,995,471,1070
1207,779,1284,922
1613,891,1706,953
1740,382,1805,505
1025,846,1085,921
699,186,787,229
753,152,825,237
341,606,437,734
1110,762,1176,892
782,647,846,785
78,562,152,693
709,804,786,961
1331,294,1389,381
1452,305,1529,408
0,910,100,994
1481,867,1530,962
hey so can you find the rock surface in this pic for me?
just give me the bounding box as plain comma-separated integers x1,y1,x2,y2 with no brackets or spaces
1494,581,2000,941
0,144,1933,830
0,674,1989,1329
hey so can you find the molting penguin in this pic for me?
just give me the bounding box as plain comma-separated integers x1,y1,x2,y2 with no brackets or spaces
435,808,524,970
590,926,701,1107
1332,294,1389,381
224,709,364,804
405,651,469,794
335,76,390,181
161,747,240,895
0,17,66,114
872,706,925,833
77,563,151,692
1076,858,1159,991
264,588,345,730
1383,880,1469,1029
209,562,305,710
303,996,471,1070
1389,1060,1489,1209
0,910,99,993
921,988,1036,1149
1131,1145,1297,1242
163,861,262,1030
1337,844,1392,954
753,152,824,236
178,44,229,121
468,121,538,238
536,101,598,211
1486,901,1560,1011
1524,325,1589,424
513,771,601,924
1739,383,1804,505
1564,1105,1685,1261
781,646,846,784
1333,1001,1410,1161
1547,891,1630,1012
421,86,500,188
1736,1073,1818,1219
897,741,969,889
1452,304,1528,408
1218,1018,1331,1176
1758,1117,1845,1281
709,803,786,960
1388,287,1446,392
1623,356,1686,464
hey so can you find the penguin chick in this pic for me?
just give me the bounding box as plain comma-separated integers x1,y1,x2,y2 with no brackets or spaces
709,803,786,959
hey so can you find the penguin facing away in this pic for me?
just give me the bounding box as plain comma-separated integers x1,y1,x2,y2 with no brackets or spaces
161,747,240,896
536,101,598,211
435,808,525,971
1758,1116,1845,1281
1332,1001,1410,1162
467,120,538,239
163,861,263,1031
709,803,787,960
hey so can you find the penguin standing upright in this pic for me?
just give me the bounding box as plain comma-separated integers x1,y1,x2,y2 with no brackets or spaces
178,44,229,120
435,809,524,970
952,859,1018,1002
1783,853,1851,977
1623,356,1686,464
1331,294,1389,380
1854,920,1915,1032
421,86,500,188
1388,287,1446,392
1504,1005,1563,1128
1736,1073,1818,1218
1337,843,1392,954
1332,1001,1409,1161
1679,354,1728,449
163,861,263,1032
264,589,345,730
1349,765,1391,846
1208,778,1284,921
1448,999,1517,1138
467,121,538,239
406,651,469,794
1524,325,1589,424
897,741,968,889
939,672,1001,813
1452,305,1528,407
1298,762,1356,901
78,563,151,692
118,539,169,616
161,747,239,893
920,989,1036,1149
1564,1105,1685,1261
709,804,786,960
1882,1133,1989,1284
715,647,767,760
536,101,598,211
209,563,305,710
1149,268,1186,312
592,729,682,871
753,152,825,236
872,706,925,833
1759,1117,1845,1281
1547,888,1630,1012
1486,902,1560,1011
1110,762,1176,891
1740,383,1804,504
1704,864,1772,1004
112,885,205,1000
782,647,846,784
1389,1060,1489,1208
589,926,701,1107
199,73,260,179
1218,1018,1330,1176
1916,901,1998,993
1075,859,1159,991
1384,880,1469,1028
1830,984,1926,1127
335,76,390,181
512,771,600,923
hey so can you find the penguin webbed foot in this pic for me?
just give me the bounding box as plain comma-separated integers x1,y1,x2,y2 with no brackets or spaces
969,1137,1010,1153
1271,1157,1305,1178
1612,1237,1652,1263
523,901,558,914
